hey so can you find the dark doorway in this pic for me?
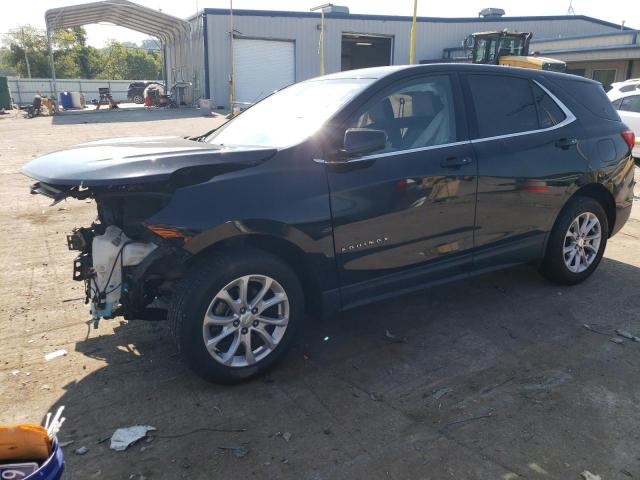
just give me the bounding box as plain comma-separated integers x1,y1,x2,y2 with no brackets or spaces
341,34,392,71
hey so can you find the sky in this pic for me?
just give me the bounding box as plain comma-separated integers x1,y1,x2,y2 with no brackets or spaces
1,0,638,47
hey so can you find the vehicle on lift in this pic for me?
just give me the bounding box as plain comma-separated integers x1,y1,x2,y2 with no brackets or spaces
466,30,567,72
22,64,635,383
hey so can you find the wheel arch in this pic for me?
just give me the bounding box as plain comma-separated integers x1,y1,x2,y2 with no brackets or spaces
571,183,616,236
542,182,616,258
186,232,325,315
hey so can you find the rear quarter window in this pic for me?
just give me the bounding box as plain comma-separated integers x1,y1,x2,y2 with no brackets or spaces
551,77,620,121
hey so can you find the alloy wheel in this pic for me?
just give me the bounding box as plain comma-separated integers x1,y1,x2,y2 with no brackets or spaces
202,275,289,367
563,212,601,273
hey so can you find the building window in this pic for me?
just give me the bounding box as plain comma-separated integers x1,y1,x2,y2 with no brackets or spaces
592,69,617,91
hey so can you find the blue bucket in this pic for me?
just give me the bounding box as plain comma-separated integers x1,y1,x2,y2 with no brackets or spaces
24,440,65,480
58,92,73,110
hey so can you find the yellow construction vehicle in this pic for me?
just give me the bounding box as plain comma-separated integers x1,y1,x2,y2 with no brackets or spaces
466,30,566,72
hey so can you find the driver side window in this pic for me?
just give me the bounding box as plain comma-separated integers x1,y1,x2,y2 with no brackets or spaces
347,75,457,155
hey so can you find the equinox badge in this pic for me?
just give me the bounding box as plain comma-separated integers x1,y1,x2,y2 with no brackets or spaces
341,237,389,253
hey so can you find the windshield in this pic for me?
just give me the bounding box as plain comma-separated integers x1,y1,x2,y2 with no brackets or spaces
206,78,374,148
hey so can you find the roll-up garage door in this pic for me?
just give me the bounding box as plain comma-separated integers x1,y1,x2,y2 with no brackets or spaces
233,38,295,104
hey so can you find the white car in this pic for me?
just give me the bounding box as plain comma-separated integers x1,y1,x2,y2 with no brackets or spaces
612,91,640,158
608,78,640,101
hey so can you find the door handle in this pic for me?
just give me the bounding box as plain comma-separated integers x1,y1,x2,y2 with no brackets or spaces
440,156,473,169
555,137,578,149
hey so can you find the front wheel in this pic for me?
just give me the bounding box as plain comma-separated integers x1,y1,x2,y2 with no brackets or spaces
168,250,304,383
540,196,608,285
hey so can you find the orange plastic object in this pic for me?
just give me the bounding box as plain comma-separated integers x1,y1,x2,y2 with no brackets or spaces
0,424,51,461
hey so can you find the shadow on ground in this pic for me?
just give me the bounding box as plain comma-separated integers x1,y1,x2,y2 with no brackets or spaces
49,258,640,479
51,108,223,126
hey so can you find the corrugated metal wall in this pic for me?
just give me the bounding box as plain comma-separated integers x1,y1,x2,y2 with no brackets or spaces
8,78,140,104
532,32,637,51
201,12,623,108
163,14,206,105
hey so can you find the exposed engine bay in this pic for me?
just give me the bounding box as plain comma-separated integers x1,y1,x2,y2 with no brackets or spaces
34,182,188,324
21,136,278,324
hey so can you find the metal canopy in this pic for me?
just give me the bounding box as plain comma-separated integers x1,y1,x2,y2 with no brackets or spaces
45,0,190,43
45,0,193,106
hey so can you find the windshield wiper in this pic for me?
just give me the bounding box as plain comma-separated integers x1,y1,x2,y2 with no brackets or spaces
189,126,219,142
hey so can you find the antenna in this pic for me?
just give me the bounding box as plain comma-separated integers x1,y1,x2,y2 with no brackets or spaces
567,0,575,15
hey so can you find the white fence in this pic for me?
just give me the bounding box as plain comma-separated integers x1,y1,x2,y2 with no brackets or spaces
7,78,157,104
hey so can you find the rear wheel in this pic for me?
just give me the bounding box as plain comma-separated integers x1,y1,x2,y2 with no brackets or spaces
132,94,144,104
168,249,304,383
540,196,608,285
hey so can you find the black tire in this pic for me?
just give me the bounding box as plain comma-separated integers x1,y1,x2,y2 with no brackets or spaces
540,196,608,285
132,94,144,104
168,249,304,383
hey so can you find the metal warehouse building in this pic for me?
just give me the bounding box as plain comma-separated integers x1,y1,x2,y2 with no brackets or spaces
164,6,640,109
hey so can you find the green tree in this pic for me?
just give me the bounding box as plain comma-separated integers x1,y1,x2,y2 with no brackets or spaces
2,26,161,80
98,40,161,80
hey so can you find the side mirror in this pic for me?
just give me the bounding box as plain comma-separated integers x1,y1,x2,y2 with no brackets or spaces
343,128,387,158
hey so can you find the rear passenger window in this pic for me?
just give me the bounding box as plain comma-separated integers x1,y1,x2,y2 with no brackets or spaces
532,83,566,128
467,74,538,138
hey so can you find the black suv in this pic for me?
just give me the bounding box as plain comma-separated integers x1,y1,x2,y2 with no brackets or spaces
23,64,636,383
126,81,163,103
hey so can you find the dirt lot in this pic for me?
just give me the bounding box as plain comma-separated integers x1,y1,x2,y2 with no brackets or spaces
1,108,639,480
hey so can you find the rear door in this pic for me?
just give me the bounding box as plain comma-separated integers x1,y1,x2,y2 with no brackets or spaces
323,73,478,307
461,72,586,269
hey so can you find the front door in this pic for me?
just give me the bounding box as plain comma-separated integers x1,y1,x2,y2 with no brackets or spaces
323,73,478,308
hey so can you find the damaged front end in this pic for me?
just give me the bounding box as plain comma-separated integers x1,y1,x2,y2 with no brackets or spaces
40,182,189,323
22,136,277,323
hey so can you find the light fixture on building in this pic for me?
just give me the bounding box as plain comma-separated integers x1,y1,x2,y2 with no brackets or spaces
356,42,373,46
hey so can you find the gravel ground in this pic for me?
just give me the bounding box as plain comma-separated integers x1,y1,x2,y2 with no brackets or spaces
1,108,639,480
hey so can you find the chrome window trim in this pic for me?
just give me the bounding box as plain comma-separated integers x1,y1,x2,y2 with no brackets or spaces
313,140,472,165
470,79,576,144
315,79,576,165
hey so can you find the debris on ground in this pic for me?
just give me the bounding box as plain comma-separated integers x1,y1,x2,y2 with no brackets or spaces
219,446,249,458
369,392,383,402
74,446,88,455
384,329,406,343
582,324,611,336
110,425,156,452
616,330,640,342
44,349,67,361
58,440,74,448
432,387,452,400
581,471,602,480
272,431,291,442
610,338,625,345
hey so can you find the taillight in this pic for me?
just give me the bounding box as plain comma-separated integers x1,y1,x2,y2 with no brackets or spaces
621,129,635,151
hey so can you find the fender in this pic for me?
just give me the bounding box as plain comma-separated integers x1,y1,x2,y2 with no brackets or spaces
182,219,341,314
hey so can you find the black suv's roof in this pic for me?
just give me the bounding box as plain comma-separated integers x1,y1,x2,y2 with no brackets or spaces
316,63,599,85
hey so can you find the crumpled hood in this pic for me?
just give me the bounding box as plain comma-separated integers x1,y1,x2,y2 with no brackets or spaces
21,136,277,187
